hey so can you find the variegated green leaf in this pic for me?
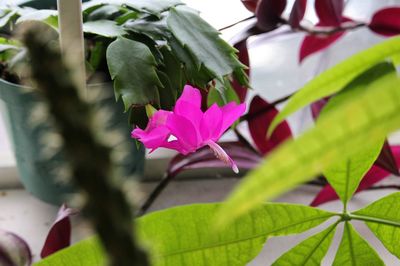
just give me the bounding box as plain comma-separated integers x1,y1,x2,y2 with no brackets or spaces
333,222,383,266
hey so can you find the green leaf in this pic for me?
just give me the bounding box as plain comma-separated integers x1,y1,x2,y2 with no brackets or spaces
124,15,169,40
83,20,126,37
168,35,211,88
82,0,183,16
216,62,400,226
156,70,176,110
167,7,246,82
208,80,240,107
317,68,387,206
106,37,162,110
159,45,184,94
16,9,58,28
352,192,400,259
268,37,400,135
272,223,337,266
85,4,121,21
332,222,384,266
35,203,334,266
323,142,383,207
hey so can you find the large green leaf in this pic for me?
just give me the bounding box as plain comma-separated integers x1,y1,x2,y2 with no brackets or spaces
167,7,247,83
317,66,387,207
352,192,400,259
106,37,162,110
216,63,400,226
272,223,337,266
83,20,126,37
35,203,334,266
268,37,400,135
332,222,383,266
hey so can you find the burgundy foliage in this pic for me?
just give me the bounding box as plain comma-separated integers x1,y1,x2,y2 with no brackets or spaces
233,40,250,102
314,0,344,26
41,205,77,258
368,7,400,37
256,0,287,30
299,30,346,63
310,98,329,120
167,142,261,177
241,0,258,13
311,145,400,206
248,96,292,155
289,0,307,28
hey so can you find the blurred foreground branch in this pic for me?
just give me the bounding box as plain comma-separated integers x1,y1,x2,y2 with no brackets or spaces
21,24,149,266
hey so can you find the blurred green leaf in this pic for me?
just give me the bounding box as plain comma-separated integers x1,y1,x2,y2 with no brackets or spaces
217,62,400,226
269,37,400,135
16,9,58,28
333,222,383,266
318,66,387,207
107,37,161,110
353,192,400,259
272,223,337,266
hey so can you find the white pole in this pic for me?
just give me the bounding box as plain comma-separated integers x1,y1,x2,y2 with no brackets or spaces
57,0,86,92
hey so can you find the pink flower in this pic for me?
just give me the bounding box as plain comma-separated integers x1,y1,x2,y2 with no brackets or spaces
132,85,246,173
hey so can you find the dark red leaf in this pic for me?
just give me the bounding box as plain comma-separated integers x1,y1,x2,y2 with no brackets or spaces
289,0,307,28
310,98,329,120
40,204,77,258
311,145,400,206
315,0,344,26
232,40,250,102
369,7,400,37
248,96,292,155
167,142,261,177
256,0,287,31
299,31,345,63
241,0,259,13
375,140,400,176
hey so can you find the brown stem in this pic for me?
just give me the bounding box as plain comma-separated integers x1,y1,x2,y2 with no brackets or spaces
137,173,176,217
367,185,400,190
219,15,256,31
240,92,294,123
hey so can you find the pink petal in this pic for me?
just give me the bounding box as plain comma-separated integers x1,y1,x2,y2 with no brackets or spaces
200,103,223,141
176,85,202,109
206,140,239,173
166,114,201,154
131,110,172,150
132,126,171,149
174,99,203,129
219,102,246,136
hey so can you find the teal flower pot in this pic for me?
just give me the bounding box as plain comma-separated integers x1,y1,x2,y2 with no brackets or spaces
0,79,145,205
